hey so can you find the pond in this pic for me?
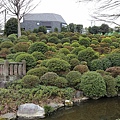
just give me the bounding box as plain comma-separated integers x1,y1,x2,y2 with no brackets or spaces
44,97,120,120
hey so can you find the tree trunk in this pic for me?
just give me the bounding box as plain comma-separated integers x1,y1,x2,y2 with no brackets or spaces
17,16,21,37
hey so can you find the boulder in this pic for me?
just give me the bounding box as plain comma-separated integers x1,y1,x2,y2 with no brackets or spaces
17,103,45,119
0,113,16,120
64,100,73,107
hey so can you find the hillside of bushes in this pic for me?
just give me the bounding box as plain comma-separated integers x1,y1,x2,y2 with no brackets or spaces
0,31,120,114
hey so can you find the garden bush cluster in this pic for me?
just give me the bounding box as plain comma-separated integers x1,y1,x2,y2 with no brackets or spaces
0,30,120,114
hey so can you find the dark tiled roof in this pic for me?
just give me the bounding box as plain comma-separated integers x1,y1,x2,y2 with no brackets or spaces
23,13,66,23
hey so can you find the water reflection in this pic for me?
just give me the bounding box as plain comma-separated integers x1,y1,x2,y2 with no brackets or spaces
44,97,120,120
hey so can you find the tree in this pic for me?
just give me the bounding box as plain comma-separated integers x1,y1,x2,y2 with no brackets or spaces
99,24,109,35
88,26,100,34
79,0,120,26
1,0,41,37
4,17,18,36
76,24,83,33
68,23,75,32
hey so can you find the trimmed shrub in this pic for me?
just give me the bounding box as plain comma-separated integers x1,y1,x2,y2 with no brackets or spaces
73,64,89,74
100,57,112,70
53,77,68,88
91,40,99,45
40,72,58,85
80,71,106,99
61,38,70,44
15,53,36,71
32,51,45,61
27,67,48,79
66,71,81,87
28,34,37,42
6,53,14,59
13,52,26,60
101,37,112,44
90,59,103,71
103,75,117,97
69,58,80,69
58,33,64,39
59,48,70,55
18,35,28,42
22,75,39,88
0,41,14,49
115,75,120,92
78,47,99,65
14,42,30,52
0,48,11,58
48,36,59,44
46,58,71,75
71,46,86,55
107,53,120,66
28,42,48,54
111,42,119,48
105,67,120,77
66,54,77,62
79,37,90,47
71,42,80,47
7,34,17,42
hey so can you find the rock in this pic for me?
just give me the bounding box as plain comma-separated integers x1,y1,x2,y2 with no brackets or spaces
48,103,64,110
0,113,16,120
64,100,73,107
75,91,83,98
81,97,89,101
17,103,45,119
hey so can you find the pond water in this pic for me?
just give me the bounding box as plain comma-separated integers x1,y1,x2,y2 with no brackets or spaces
44,97,120,120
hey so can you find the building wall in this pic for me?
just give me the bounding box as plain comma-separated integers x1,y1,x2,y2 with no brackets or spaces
21,20,63,32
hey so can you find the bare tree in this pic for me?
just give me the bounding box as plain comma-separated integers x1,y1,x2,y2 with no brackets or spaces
78,0,120,26
1,0,41,37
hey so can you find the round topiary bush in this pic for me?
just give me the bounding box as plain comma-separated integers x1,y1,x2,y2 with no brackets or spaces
28,42,48,54
15,53,36,71
66,71,81,87
103,75,117,97
107,53,120,66
22,75,39,88
40,72,58,85
115,75,120,92
78,47,99,66
14,42,30,52
80,71,106,99
59,48,70,55
28,34,37,42
71,42,80,47
100,57,112,70
61,38,70,44
7,34,17,42
27,67,48,79
90,59,103,71
73,64,89,74
71,46,86,55
48,36,59,44
66,54,77,62
69,58,80,70
46,58,71,76
79,37,90,47
0,41,14,48
32,51,46,61
53,77,68,88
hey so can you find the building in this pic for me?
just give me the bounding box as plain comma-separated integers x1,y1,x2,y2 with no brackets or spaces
21,13,67,32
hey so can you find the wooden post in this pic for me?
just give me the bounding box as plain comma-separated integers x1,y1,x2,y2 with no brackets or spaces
3,60,9,81
22,60,26,75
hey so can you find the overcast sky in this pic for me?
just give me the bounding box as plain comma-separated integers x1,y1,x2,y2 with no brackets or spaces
32,0,101,28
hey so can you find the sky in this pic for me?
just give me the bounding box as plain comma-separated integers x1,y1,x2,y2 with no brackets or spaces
31,0,101,28
0,0,117,29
